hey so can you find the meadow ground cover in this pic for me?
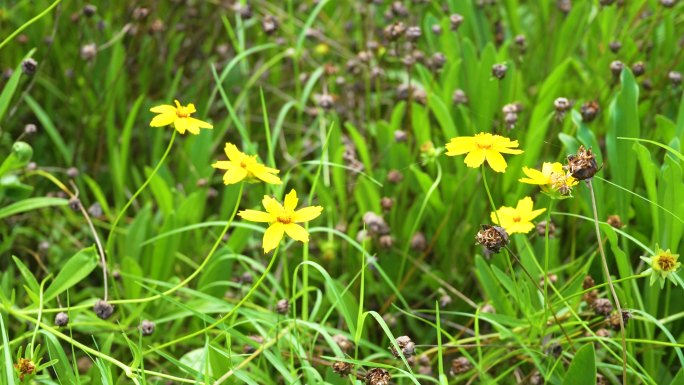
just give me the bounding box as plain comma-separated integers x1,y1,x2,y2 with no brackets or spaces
1,0,684,384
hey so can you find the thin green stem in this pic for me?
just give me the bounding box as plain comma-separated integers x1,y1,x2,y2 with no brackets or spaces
106,130,177,257
143,246,280,354
588,180,628,383
0,0,62,51
543,199,554,335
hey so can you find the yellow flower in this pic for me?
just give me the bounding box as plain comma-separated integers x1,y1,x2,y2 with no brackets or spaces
445,132,523,173
238,189,323,253
519,162,578,196
212,143,281,185
490,196,546,234
149,99,213,135
641,247,681,288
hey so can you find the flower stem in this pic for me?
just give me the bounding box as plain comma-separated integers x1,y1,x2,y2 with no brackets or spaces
105,130,177,261
143,246,280,354
588,179,627,383
543,199,554,335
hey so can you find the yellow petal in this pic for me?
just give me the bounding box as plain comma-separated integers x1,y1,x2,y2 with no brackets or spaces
224,143,243,162
150,113,176,127
184,119,201,135
293,206,323,222
238,209,273,222
174,118,188,134
263,222,285,253
284,223,309,243
519,167,548,185
463,148,486,168
445,137,475,155
485,149,508,173
186,117,213,129
523,208,546,222
150,104,177,114
516,197,534,212
284,189,298,212
250,165,282,185
262,195,283,215
222,166,248,184
186,103,197,114
508,222,535,234
212,160,232,170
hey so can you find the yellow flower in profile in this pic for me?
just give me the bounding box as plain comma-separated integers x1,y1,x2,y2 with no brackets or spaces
490,196,546,234
149,99,213,135
212,143,281,185
641,247,681,288
520,162,578,196
239,189,323,253
445,132,523,173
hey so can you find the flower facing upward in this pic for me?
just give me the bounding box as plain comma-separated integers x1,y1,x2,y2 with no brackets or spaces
212,143,281,185
239,189,323,253
641,247,681,288
150,99,213,135
520,162,578,197
490,196,546,234
445,132,523,173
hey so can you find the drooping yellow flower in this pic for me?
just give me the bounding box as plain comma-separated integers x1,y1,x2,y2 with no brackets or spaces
149,99,213,135
239,189,323,253
490,196,546,234
641,247,681,288
212,143,281,185
445,132,523,173
519,162,578,196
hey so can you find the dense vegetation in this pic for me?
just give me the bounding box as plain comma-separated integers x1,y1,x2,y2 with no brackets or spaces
1,0,684,384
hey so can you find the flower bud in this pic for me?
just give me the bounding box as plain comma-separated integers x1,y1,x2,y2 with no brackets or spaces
55,312,69,326
491,63,507,79
93,300,114,320
140,319,155,336
21,58,38,75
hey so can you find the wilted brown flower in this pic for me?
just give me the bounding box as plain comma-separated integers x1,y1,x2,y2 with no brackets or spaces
592,298,613,316
366,368,391,385
332,361,353,376
450,356,472,375
390,335,415,358
566,145,599,180
475,225,509,254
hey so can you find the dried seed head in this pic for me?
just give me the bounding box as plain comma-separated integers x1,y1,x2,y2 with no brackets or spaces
504,112,518,129
660,0,676,7
232,3,253,19
536,220,557,238
261,15,279,35
406,26,422,41
83,4,97,17
431,24,442,35
607,215,623,228
333,334,353,352
365,367,391,385
539,274,558,287
276,298,289,314
515,34,527,50
80,43,97,61
140,319,155,336
93,300,114,320
241,272,253,284
390,335,416,358
491,63,508,79
67,167,80,178
669,71,682,86
14,358,36,381
55,312,69,326
430,52,446,70
609,40,622,53
410,232,427,251
387,169,404,184
609,60,624,78
449,14,464,31
557,0,572,14
379,234,394,248
449,357,472,375
332,361,353,376
475,225,509,254
150,19,165,33
383,21,406,41
394,130,408,142
243,335,264,353
391,1,409,17
546,342,562,357
595,328,611,338
132,6,149,20
592,298,613,316
631,61,646,77
363,212,390,235
439,292,452,307
566,145,599,180
597,373,608,385
22,58,38,75
554,97,571,113
452,89,468,105
68,197,82,212
317,93,335,110
609,310,632,330
381,197,394,211
580,101,600,123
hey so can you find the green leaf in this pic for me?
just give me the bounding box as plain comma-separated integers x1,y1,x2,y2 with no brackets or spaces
11,256,39,297
40,331,77,384
0,49,35,122
0,313,17,385
671,368,684,385
0,197,68,220
43,246,98,302
561,344,595,385
24,95,71,165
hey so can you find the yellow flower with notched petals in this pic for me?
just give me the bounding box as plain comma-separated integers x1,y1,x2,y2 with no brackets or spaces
445,132,523,173
239,189,323,253
641,247,681,288
490,196,546,234
520,162,578,196
212,143,281,185
150,99,213,135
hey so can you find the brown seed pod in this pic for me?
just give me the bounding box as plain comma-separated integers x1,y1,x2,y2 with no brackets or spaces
475,225,509,254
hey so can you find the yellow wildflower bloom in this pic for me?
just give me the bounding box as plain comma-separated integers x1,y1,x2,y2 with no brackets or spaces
641,247,681,288
520,162,578,196
490,196,546,234
149,99,213,135
239,189,323,253
445,132,523,173
212,143,281,185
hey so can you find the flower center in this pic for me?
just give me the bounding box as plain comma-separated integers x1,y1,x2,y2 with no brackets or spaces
512,216,521,222
277,215,292,224
476,143,492,150
176,107,191,118
657,254,676,272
